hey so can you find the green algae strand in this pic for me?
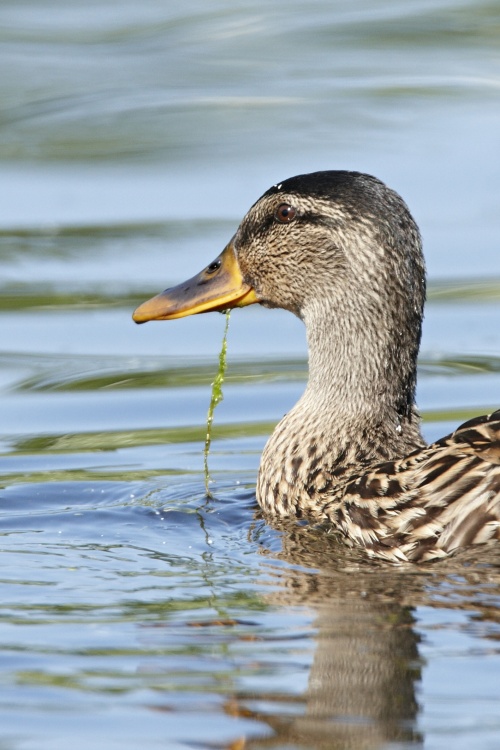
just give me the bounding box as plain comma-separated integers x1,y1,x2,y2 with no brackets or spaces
204,311,230,497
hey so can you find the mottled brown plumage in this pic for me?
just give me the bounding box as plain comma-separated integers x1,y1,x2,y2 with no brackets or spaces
232,171,500,562
134,170,500,562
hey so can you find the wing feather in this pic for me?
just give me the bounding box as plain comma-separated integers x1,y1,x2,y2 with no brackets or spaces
327,409,500,562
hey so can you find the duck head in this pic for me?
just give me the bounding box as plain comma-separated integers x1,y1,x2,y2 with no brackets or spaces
133,170,425,333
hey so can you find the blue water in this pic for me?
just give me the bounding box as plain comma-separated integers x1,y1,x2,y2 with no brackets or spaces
1,2,500,748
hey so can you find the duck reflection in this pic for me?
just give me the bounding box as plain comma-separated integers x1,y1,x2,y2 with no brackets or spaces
231,522,500,750
232,522,427,749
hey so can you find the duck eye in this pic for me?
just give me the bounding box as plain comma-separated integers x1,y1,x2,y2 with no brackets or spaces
206,259,221,274
275,203,297,223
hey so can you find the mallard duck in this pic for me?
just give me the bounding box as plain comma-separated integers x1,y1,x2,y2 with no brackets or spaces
133,171,500,563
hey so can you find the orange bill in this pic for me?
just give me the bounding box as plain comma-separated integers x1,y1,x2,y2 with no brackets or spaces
133,241,258,323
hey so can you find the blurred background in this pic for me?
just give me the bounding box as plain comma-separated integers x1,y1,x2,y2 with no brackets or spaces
1,2,500,749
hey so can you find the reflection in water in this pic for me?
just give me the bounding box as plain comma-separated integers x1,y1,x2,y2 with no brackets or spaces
229,520,500,750
301,601,420,749
244,605,422,749
237,527,423,748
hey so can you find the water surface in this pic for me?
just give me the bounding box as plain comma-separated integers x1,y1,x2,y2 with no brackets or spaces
1,2,500,748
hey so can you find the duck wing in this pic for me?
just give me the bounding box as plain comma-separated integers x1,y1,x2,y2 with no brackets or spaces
329,410,500,563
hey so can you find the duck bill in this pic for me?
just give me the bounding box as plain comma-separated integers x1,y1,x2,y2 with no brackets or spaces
133,241,258,323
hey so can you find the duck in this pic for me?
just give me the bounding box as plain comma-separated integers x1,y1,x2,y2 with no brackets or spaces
133,170,500,563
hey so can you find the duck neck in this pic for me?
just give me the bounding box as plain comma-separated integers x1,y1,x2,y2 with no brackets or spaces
301,297,424,458
256,298,425,517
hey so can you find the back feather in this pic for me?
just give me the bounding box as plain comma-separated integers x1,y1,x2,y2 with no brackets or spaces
323,410,500,562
